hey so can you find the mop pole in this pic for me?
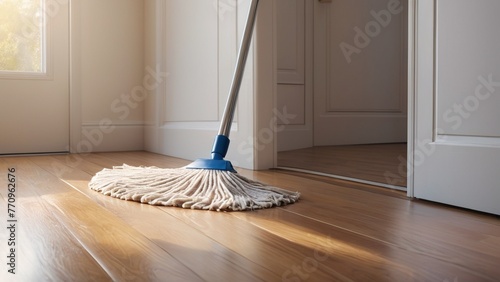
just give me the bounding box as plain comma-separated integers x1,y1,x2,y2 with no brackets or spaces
89,0,300,211
218,0,260,137
188,0,260,170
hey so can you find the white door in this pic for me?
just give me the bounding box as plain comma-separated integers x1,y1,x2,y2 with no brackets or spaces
314,0,407,146
276,0,313,152
0,0,69,154
145,0,258,169
413,0,500,215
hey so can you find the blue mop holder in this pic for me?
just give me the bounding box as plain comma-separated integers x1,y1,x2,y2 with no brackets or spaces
211,134,230,160
186,135,236,172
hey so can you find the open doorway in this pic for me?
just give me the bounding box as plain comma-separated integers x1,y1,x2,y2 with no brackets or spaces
276,0,408,190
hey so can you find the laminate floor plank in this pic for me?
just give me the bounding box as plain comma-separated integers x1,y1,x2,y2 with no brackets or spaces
84,152,500,281
33,155,281,282
0,158,111,281
163,207,350,281
77,153,348,280
71,152,500,280
94,151,190,169
247,170,500,280
0,152,498,282
232,208,496,281
3,157,202,282
278,144,407,187
88,153,500,255
81,153,346,280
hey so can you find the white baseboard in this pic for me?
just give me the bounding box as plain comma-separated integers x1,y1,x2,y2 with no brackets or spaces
76,123,144,153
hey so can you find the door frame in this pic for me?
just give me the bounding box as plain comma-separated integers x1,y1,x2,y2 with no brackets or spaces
265,0,416,197
69,0,82,154
406,0,416,197
0,0,71,155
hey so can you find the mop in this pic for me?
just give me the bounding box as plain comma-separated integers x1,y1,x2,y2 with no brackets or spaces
89,0,300,211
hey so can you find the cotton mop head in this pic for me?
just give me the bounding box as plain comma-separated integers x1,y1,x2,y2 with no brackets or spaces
89,164,299,211
89,0,300,211
89,136,300,211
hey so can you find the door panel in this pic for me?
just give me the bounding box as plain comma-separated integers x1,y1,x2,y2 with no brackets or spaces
0,0,69,154
314,0,407,146
414,0,500,215
436,0,500,137
276,0,305,85
276,0,313,152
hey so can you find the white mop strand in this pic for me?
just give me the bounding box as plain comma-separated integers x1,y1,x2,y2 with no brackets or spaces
89,164,300,211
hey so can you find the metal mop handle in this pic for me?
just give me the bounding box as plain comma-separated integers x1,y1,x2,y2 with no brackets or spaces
218,0,260,137
187,0,261,170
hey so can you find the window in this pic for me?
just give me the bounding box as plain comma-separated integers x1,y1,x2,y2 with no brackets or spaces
0,0,45,73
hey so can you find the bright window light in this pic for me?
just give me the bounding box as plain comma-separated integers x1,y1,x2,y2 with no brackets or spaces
0,0,45,73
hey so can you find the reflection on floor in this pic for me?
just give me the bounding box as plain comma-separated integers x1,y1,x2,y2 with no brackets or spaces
277,143,407,189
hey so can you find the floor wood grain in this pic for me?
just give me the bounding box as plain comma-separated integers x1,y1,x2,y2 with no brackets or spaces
0,159,111,282
278,144,408,188
0,151,498,281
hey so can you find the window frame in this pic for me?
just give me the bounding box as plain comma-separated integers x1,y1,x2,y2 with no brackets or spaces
0,0,51,80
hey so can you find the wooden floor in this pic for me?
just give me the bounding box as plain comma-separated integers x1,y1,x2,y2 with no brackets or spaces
278,144,408,188
1,151,499,281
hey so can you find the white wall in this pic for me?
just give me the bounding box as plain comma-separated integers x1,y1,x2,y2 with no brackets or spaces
68,0,276,169
144,0,276,170
71,0,145,153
